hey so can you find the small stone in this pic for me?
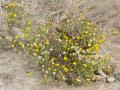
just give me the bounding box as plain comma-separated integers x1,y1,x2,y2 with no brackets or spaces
98,68,107,78
93,75,106,82
107,77,115,83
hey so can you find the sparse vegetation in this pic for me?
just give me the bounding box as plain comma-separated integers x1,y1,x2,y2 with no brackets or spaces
1,0,113,86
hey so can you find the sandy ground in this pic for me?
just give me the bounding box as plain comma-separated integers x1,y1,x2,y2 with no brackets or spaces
0,49,42,90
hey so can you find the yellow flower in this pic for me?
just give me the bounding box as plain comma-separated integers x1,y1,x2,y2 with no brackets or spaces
51,57,55,62
79,48,83,51
91,47,95,50
86,26,90,29
98,39,104,44
80,13,84,16
44,39,50,45
64,35,68,39
54,69,57,72
112,30,119,35
87,48,92,52
87,22,92,26
13,3,17,7
18,42,22,45
80,36,83,39
28,21,32,25
93,28,97,31
84,31,89,34
91,61,95,65
5,5,8,9
35,49,39,52
66,39,69,43
73,62,77,65
77,36,81,40
62,65,65,68
13,13,17,17
106,55,111,60
9,3,17,7
63,56,68,61
64,67,68,72
94,44,99,53
15,35,19,39
48,67,51,71
83,64,87,67
68,39,72,43
84,55,88,59
75,43,78,45
9,3,12,7
55,63,60,66
18,42,24,48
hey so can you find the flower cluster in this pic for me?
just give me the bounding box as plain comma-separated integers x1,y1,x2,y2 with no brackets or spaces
3,1,23,28
38,17,111,85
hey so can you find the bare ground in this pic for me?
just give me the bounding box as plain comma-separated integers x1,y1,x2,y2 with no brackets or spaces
0,49,42,90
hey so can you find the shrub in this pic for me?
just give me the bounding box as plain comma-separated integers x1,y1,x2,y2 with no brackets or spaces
38,17,111,85
3,1,24,28
2,1,112,86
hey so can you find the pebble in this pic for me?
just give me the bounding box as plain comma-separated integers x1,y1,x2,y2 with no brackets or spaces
107,77,115,83
92,75,106,82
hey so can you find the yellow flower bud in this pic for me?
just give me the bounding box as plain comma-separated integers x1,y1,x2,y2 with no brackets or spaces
83,64,87,67
55,64,60,66
5,5,8,9
77,36,81,40
63,56,68,61
73,62,77,65
64,67,68,72
91,61,95,65
15,35,19,39
13,14,17,17
48,67,51,71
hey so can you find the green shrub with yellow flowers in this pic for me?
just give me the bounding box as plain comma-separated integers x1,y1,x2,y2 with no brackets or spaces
2,1,112,86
